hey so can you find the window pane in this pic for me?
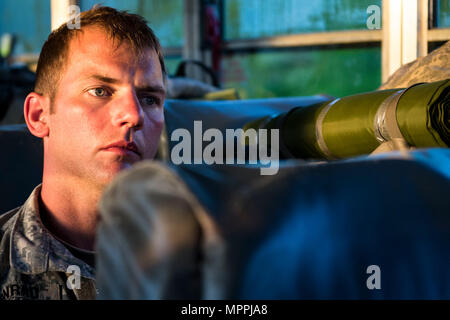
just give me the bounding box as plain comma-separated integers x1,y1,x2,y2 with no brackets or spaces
164,56,183,76
81,0,184,47
438,0,450,27
225,0,382,40
0,0,50,55
221,46,381,98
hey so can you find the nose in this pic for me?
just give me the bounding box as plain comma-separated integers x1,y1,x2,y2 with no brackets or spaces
111,90,144,130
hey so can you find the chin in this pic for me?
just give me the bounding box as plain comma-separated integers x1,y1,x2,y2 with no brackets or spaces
94,163,134,187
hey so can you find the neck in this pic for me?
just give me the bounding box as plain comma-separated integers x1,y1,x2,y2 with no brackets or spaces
40,174,104,251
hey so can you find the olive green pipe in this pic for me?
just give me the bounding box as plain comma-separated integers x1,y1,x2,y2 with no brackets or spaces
243,79,449,160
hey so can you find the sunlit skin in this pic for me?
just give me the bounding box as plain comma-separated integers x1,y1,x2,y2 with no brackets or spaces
24,27,166,250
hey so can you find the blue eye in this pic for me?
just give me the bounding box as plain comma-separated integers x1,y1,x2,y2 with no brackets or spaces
88,88,108,97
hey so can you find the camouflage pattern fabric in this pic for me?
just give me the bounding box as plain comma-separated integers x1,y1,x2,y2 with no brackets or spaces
379,41,450,90
0,185,96,300
96,162,226,300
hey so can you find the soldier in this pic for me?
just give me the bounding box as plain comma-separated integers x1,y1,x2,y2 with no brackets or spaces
0,6,166,299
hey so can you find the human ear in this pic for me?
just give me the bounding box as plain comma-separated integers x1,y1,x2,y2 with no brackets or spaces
24,92,50,138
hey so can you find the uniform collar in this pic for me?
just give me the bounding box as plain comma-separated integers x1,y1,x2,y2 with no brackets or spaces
10,185,95,279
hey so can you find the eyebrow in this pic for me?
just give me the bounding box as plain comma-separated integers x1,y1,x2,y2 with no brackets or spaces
136,85,166,96
86,74,166,95
88,75,119,84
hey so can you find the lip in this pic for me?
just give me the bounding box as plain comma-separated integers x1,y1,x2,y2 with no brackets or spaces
102,141,141,158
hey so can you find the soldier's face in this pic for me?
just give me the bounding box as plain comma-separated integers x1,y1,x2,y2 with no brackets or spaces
45,27,165,188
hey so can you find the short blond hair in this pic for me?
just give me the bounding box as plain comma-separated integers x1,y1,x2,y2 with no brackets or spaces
34,6,166,109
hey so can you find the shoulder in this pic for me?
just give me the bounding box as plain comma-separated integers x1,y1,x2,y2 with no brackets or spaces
0,207,21,269
0,208,20,290
0,206,21,237
0,185,41,238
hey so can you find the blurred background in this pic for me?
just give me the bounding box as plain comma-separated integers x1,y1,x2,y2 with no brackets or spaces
0,0,449,99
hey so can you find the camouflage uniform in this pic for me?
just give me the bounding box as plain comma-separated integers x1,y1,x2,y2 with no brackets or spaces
0,185,96,300
379,41,450,90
